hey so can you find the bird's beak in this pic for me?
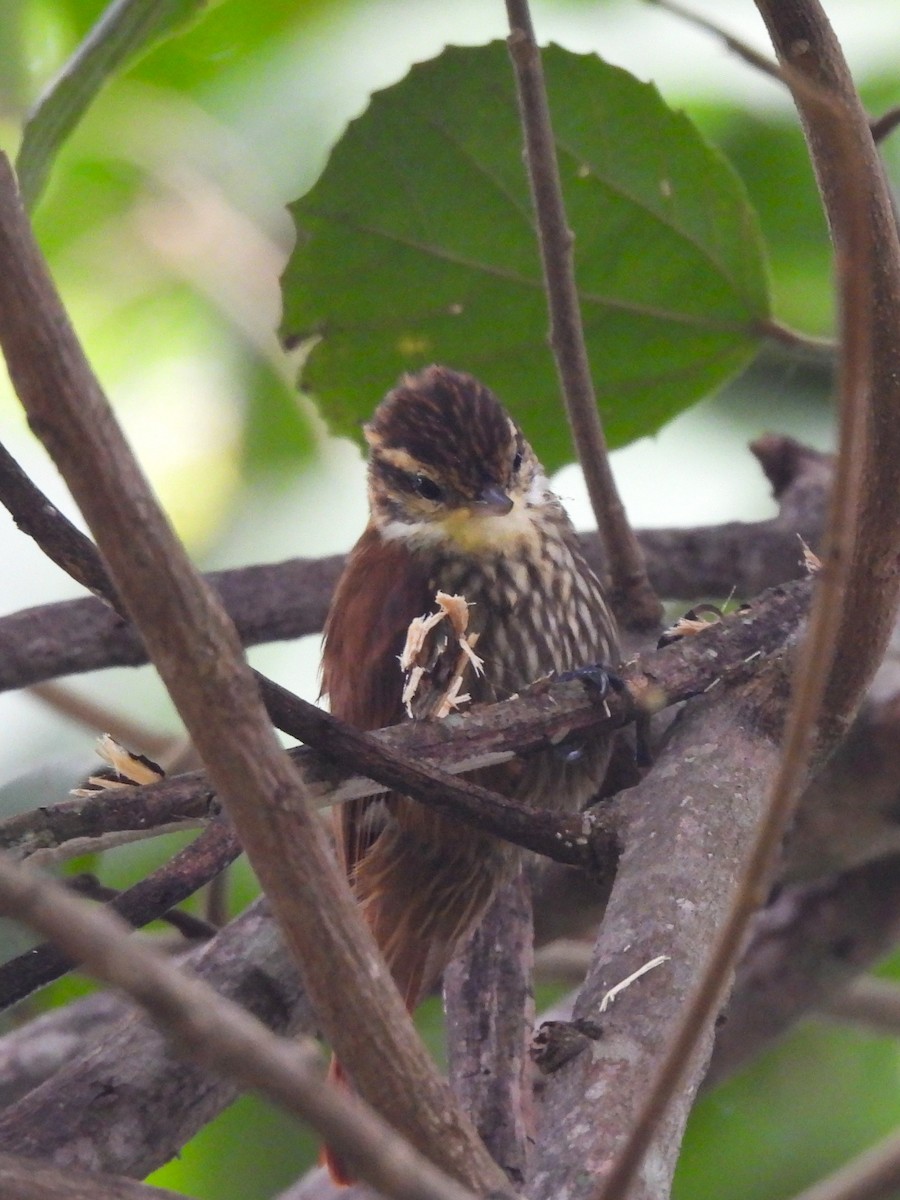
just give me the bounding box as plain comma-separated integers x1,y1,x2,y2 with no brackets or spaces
472,483,514,516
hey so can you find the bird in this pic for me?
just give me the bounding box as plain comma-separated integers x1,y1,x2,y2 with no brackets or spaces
320,365,619,1180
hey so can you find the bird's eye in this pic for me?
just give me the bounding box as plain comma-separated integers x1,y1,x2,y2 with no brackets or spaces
512,449,523,474
412,473,443,502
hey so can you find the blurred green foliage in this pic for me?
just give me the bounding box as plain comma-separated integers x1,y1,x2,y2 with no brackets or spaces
1,2,899,1199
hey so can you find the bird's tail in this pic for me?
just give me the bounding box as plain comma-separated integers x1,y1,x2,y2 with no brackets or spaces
319,925,439,1186
322,821,507,1184
320,1058,354,1186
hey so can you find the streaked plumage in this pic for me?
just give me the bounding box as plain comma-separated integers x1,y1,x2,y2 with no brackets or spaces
321,365,619,1017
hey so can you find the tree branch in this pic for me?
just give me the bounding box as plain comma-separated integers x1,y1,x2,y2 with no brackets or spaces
0,576,814,876
646,0,784,83
0,153,505,1194
0,766,212,865
529,666,791,1200
0,514,812,695
0,1151,190,1200
0,554,342,693
504,0,661,630
0,851,484,1200
755,2,900,724
0,898,310,1173
594,3,900,1193
444,871,535,1186
0,431,829,700
706,854,900,1089
0,818,239,1010
0,440,121,608
821,975,900,1038
783,1127,900,1200
0,991,124,1110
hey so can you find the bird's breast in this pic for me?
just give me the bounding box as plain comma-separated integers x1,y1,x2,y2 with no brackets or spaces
425,527,616,704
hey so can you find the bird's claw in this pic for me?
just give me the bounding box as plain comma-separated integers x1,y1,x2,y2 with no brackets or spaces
557,663,623,700
552,665,623,762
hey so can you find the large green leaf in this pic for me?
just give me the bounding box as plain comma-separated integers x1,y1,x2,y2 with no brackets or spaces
281,42,771,469
16,0,207,210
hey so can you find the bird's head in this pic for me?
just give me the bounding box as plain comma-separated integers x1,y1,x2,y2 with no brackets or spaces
365,366,555,554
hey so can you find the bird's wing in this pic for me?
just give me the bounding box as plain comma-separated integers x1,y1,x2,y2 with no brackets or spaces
321,526,433,875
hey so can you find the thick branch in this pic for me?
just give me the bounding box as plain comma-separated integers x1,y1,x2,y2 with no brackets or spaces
444,872,535,1186
0,991,123,1109
0,766,212,864
0,852,481,1200
0,898,309,1173
0,155,504,1193
0,431,829,701
0,1152,189,1200
530,669,790,1200
0,520,805,694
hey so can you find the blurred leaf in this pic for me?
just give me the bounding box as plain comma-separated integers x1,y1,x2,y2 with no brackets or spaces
676,1023,900,1200
0,1,32,114
282,42,770,470
29,152,143,253
149,1090,314,1199
132,0,349,93
242,358,316,478
17,0,208,209
695,105,831,333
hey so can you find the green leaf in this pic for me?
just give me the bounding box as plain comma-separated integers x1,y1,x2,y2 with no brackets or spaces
16,0,207,210
281,42,771,470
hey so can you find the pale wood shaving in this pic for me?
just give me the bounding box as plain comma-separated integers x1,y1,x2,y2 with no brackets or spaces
71,733,165,796
399,592,483,718
799,535,822,573
599,955,670,1013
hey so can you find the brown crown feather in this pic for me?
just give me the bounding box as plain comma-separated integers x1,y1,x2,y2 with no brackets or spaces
366,365,524,499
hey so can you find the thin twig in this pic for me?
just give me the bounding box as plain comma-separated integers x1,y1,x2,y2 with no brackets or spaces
203,865,231,928
757,317,836,359
28,681,179,760
66,872,218,941
647,0,900,148
0,439,122,609
0,849,483,1200
870,105,900,145
533,939,592,984
504,0,661,630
